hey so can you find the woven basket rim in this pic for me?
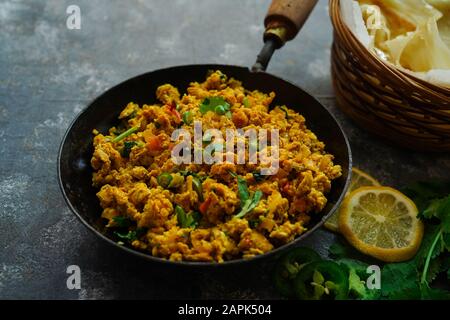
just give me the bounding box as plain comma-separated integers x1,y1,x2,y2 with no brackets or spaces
329,0,450,95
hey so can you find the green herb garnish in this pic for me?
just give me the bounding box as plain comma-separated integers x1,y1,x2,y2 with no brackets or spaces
120,141,137,157
326,181,450,300
112,216,132,228
175,205,201,228
114,228,147,243
179,170,208,182
253,171,267,183
235,190,263,219
199,97,230,116
157,173,173,189
229,172,263,219
249,218,261,229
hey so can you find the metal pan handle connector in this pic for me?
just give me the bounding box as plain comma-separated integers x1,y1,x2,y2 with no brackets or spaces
252,0,319,72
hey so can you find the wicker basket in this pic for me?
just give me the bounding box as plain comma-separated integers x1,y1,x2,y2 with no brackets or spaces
329,0,450,151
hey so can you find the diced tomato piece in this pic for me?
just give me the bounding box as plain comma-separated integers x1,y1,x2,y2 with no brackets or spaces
171,109,181,123
282,183,291,194
165,104,181,124
199,197,212,215
146,135,162,154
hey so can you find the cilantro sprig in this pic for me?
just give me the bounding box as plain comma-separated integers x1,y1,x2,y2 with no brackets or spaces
328,181,450,300
114,228,147,243
229,172,263,219
176,205,201,228
120,141,144,157
199,97,231,118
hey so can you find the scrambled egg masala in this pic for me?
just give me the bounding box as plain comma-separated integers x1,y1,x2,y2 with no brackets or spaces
91,71,342,262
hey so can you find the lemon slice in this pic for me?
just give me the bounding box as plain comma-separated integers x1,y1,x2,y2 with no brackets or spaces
339,186,424,262
324,168,381,233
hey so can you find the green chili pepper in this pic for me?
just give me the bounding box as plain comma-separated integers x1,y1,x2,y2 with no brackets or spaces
192,176,204,202
112,126,139,143
182,111,193,125
157,173,173,189
168,173,184,188
273,247,322,298
294,261,349,300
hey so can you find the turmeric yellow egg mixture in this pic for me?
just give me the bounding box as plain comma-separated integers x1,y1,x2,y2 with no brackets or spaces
91,71,342,262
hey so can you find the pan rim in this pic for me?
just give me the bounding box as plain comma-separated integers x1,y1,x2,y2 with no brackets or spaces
57,63,353,268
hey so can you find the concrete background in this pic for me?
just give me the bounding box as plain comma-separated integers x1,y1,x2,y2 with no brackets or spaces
1,0,449,299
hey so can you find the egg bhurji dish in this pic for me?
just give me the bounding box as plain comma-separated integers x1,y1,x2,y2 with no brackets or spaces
91,71,342,262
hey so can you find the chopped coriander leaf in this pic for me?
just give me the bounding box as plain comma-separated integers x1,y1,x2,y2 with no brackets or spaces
199,97,230,115
112,216,132,228
234,173,250,203
249,218,261,228
402,181,450,212
229,171,262,218
120,141,138,157
253,171,267,183
114,228,146,243
348,269,368,299
176,205,201,228
235,190,263,219
381,262,421,299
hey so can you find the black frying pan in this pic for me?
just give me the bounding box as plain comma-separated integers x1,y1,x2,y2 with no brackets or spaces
58,0,352,268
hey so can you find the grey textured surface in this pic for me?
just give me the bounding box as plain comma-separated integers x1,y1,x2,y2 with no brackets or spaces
1,0,449,300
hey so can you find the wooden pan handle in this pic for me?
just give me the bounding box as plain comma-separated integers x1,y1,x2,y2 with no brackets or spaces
264,0,318,46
